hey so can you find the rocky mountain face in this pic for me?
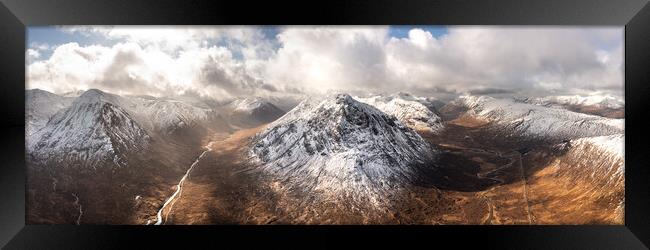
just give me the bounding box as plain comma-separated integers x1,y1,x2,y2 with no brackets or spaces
249,94,436,207
27,89,151,169
25,89,234,169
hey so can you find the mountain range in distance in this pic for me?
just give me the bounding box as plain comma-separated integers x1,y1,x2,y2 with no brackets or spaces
25,88,624,225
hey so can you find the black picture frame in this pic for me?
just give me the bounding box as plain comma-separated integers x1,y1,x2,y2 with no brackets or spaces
1,0,649,248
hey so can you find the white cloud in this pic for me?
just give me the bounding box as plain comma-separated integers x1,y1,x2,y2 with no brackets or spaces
26,40,274,99
29,42,50,51
27,26,623,100
263,27,392,94
26,49,40,61
387,27,623,96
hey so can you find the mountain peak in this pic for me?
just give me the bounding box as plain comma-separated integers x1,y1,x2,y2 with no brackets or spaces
79,89,108,99
334,93,355,104
250,94,436,207
28,89,150,168
26,88,49,95
75,89,121,106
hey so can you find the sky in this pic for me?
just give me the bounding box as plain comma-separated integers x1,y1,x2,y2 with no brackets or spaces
26,26,624,100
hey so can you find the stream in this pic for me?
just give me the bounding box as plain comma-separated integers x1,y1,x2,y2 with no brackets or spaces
154,141,216,225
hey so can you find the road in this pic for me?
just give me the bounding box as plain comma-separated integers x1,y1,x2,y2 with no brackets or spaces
154,141,216,225
480,192,495,225
439,142,534,224
515,152,534,224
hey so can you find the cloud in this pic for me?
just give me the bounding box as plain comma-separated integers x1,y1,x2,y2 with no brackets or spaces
263,27,391,94
26,49,40,61
261,26,622,97
384,27,622,95
27,26,623,100
30,42,50,51
26,40,278,100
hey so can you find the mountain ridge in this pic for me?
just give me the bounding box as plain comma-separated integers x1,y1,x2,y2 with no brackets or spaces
249,94,437,207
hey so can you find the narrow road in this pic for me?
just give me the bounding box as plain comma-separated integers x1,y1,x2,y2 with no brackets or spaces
71,193,82,225
154,141,216,225
439,142,535,224
515,152,534,224
480,192,494,225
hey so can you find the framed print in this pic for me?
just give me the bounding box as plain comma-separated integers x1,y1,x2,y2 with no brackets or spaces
0,0,649,248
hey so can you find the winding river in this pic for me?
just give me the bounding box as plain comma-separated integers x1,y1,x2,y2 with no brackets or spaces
154,141,216,225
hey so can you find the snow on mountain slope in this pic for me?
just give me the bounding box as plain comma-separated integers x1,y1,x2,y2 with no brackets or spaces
117,96,224,134
225,97,285,127
229,97,267,114
26,89,74,136
250,94,436,207
575,134,624,160
524,94,624,110
262,95,305,112
455,95,624,140
27,89,151,168
57,90,227,134
552,134,624,198
357,93,443,133
61,90,86,97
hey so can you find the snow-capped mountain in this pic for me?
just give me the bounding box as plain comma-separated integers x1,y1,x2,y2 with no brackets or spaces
261,95,305,112
249,94,436,207
26,89,74,136
225,97,285,128
117,96,226,135
523,94,624,110
454,95,624,140
357,93,443,133
61,90,86,98
389,92,446,111
27,89,151,168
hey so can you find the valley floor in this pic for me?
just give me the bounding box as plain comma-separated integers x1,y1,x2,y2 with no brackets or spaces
147,117,623,225
27,115,623,225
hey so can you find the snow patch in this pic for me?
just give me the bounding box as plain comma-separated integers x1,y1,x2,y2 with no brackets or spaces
250,94,436,207
455,95,624,140
357,93,443,133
